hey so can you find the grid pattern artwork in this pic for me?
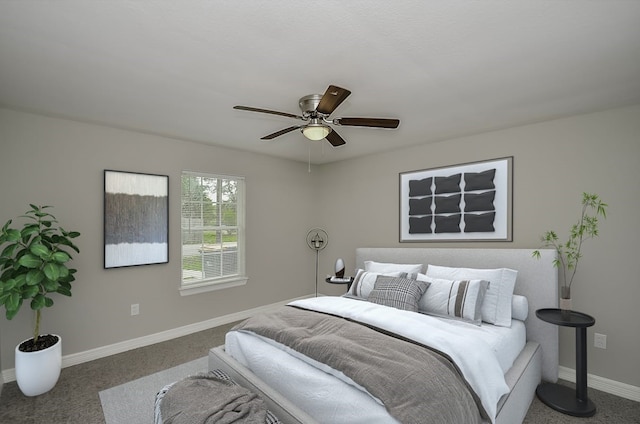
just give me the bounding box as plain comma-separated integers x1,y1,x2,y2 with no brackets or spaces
399,157,512,242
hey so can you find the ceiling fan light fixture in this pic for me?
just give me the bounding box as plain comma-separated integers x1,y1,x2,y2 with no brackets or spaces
302,124,331,141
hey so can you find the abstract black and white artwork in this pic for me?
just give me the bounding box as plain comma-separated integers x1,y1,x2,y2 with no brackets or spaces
399,157,513,242
104,170,169,268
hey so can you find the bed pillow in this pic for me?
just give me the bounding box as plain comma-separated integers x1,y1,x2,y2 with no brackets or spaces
349,269,406,299
425,264,518,327
364,261,423,278
367,276,430,312
512,295,529,321
416,275,488,324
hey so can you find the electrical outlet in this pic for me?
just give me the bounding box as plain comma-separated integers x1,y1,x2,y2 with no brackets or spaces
594,333,606,349
131,303,139,316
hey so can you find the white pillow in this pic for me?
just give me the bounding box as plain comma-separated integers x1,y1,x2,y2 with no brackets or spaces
426,264,518,327
364,261,423,278
416,275,488,324
348,269,406,299
511,295,529,321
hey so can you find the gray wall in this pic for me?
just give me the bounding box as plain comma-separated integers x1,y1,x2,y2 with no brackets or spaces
0,108,319,370
1,104,639,390
315,104,640,388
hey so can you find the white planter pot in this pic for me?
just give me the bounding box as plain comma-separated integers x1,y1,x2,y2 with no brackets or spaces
15,334,62,396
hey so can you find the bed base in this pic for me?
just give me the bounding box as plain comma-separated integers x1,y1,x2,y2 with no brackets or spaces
209,340,541,424
209,345,318,424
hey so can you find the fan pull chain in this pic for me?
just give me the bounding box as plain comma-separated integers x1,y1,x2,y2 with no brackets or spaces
308,144,311,173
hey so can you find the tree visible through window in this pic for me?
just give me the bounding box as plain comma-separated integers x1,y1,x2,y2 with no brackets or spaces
181,172,245,291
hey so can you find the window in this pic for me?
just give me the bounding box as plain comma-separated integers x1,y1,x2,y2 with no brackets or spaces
180,172,246,295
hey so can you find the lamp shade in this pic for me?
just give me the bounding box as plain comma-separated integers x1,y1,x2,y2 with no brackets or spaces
335,258,345,278
302,124,330,141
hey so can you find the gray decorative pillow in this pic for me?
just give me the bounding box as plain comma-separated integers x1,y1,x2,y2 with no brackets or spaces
367,276,430,312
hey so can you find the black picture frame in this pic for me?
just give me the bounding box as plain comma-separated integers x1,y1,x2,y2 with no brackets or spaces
399,157,513,242
104,170,169,268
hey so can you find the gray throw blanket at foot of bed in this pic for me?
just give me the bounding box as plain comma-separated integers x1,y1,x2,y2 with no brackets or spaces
159,373,268,424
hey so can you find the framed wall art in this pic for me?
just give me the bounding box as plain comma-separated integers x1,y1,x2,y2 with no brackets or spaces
399,157,513,242
104,170,169,268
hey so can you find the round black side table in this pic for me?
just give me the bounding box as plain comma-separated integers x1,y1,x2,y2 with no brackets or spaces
535,308,596,417
325,277,354,291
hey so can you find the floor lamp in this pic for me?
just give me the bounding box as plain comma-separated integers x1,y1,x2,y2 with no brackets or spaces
306,228,328,297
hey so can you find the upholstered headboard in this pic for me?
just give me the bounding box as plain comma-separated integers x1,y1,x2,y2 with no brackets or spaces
355,247,559,383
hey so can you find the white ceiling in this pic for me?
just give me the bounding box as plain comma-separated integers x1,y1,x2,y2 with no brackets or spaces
1,1,639,164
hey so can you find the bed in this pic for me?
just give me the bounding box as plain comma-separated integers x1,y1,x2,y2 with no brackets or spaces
209,248,559,424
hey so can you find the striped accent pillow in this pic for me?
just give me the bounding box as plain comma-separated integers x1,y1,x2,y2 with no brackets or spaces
367,276,430,312
417,276,489,324
349,269,406,299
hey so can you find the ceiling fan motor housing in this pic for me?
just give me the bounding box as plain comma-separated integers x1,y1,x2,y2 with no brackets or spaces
299,94,323,117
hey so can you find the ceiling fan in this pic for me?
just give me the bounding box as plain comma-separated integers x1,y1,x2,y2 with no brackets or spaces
233,85,400,147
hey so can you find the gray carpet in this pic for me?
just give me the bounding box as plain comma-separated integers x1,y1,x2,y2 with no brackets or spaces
99,356,207,424
0,319,638,423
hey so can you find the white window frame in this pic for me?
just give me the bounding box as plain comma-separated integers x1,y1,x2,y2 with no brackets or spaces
180,171,247,296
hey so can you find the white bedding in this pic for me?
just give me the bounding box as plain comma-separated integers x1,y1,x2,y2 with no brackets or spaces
226,296,516,423
437,315,526,373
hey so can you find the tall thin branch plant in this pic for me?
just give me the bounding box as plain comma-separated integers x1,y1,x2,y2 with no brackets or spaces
533,193,607,298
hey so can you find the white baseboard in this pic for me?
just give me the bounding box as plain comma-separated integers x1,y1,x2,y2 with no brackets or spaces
559,366,640,402
2,295,311,384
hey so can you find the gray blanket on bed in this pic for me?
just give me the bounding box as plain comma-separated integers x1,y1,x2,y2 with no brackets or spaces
159,373,268,424
233,306,485,424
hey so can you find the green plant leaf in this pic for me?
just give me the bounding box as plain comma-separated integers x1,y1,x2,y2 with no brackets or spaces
30,243,50,258
8,291,21,311
18,253,42,269
1,278,17,291
57,285,72,297
5,305,20,320
42,279,59,292
1,243,18,259
52,251,70,263
13,273,27,287
31,294,46,310
23,284,39,298
26,269,45,286
4,229,21,242
56,264,69,279
43,262,60,281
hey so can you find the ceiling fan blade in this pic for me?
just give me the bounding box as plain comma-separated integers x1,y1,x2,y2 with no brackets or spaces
260,126,303,140
334,117,400,129
316,85,351,116
325,129,346,147
234,105,304,120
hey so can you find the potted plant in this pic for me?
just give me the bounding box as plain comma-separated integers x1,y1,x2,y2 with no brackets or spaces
0,204,80,396
533,193,607,310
